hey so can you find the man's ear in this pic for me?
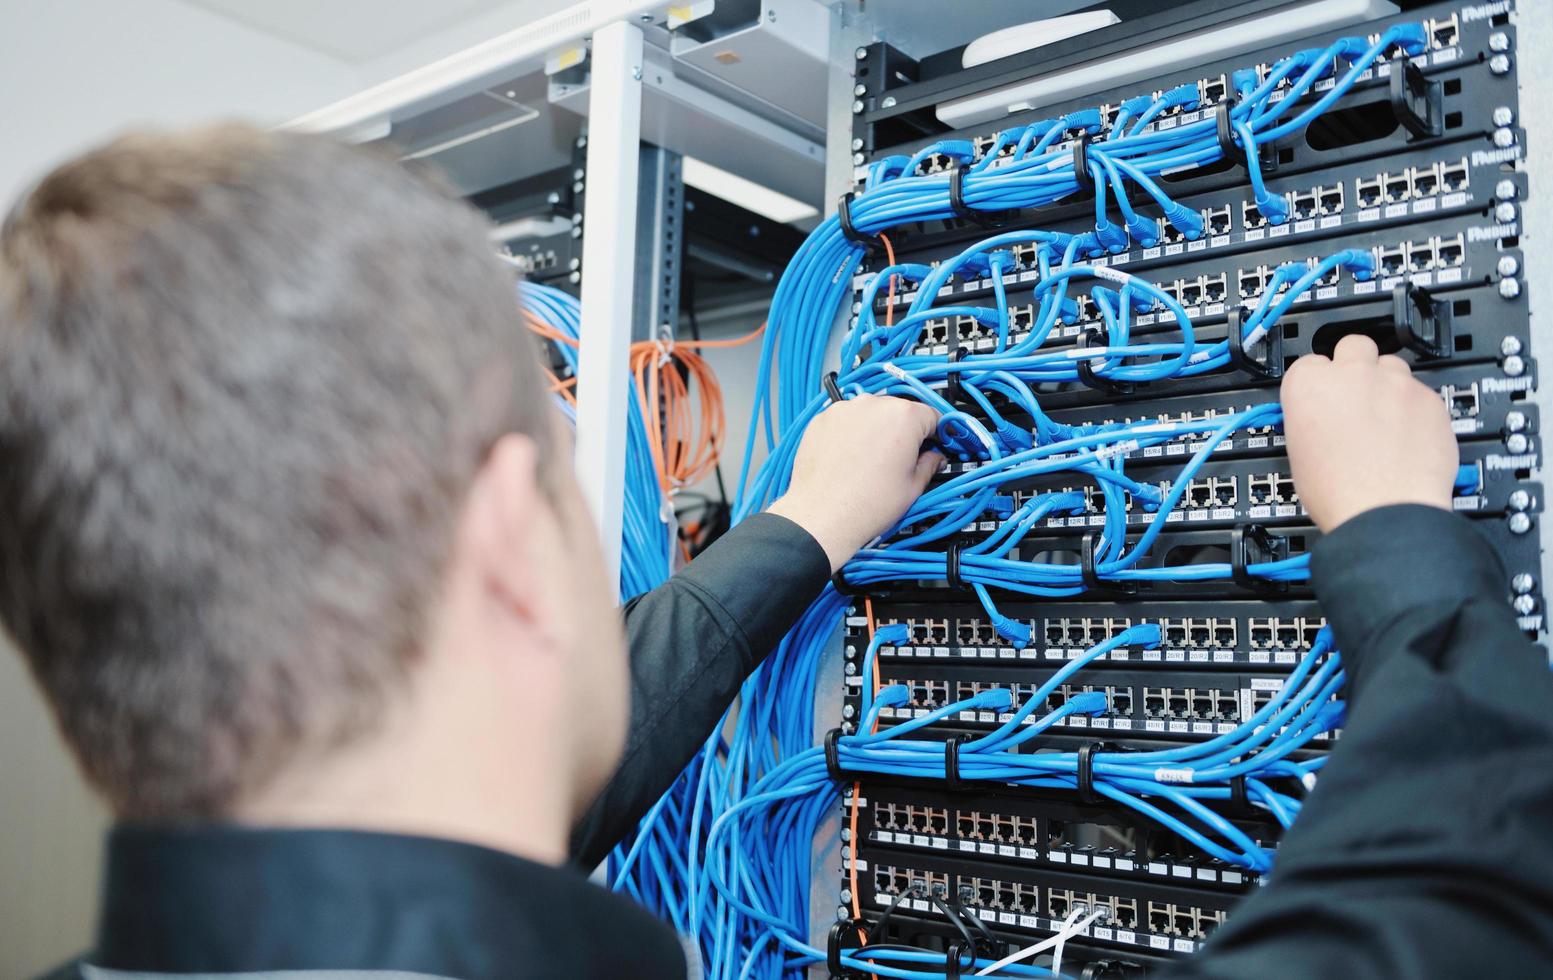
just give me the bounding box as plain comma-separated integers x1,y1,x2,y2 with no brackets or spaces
462,433,557,633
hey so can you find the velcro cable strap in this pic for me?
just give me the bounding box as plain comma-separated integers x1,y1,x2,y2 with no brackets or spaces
838,193,885,254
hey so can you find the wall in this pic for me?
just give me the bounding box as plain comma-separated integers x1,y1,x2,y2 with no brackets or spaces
0,1,366,207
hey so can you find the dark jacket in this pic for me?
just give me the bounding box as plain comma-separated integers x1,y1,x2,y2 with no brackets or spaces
1159,505,1553,977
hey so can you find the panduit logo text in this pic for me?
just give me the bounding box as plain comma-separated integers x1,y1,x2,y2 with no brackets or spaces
1486,453,1538,471
1462,2,1512,23
1468,223,1517,242
1471,146,1522,167
1482,376,1533,394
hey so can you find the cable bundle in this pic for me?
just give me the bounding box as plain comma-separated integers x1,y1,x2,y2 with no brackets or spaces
520,282,673,598
606,24,1430,978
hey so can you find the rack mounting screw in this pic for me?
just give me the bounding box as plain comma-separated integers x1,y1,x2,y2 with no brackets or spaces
1490,54,1512,76
837,906,850,921
851,137,864,151
1505,411,1528,433
853,152,865,165
882,96,897,108
1497,255,1520,278
1493,106,1515,127
1499,279,1522,301
1506,432,1530,455
1489,31,1511,53
842,704,856,719
852,100,864,114
1496,179,1518,201
1513,573,1537,595
1508,512,1533,535
854,83,867,97
1514,594,1538,616
1494,201,1517,223
855,46,868,60
1509,489,1532,512
1493,127,1516,148
1502,354,1526,378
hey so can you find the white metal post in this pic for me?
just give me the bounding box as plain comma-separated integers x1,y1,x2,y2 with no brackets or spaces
574,20,644,601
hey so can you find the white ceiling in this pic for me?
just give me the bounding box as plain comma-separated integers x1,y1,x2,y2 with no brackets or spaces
182,0,571,64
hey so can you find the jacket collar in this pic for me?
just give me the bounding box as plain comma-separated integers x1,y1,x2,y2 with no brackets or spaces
91,824,686,980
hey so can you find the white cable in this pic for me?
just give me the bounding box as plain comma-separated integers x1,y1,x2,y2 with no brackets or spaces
975,905,1106,976
1051,906,1102,979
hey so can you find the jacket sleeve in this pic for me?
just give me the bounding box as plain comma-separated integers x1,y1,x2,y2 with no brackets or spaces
1161,505,1553,978
569,512,831,868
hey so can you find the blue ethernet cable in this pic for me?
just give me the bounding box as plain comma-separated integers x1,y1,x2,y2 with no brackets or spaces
519,282,671,598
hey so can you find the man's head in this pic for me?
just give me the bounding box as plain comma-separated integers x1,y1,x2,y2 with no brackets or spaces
0,124,626,845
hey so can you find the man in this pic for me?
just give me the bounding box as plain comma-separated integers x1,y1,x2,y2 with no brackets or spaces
0,126,941,980
1,126,1549,980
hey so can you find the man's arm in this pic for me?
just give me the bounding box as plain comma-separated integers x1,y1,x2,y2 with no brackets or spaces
1164,336,1553,977
569,395,942,867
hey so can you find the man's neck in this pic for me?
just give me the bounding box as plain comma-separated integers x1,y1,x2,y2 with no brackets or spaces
234,671,574,865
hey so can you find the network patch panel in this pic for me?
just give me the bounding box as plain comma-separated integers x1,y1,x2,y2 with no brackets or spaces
844,517,1539,602
848,586,1545,669
848,605,1320,665
875,134,1521,312
1035,362,1536,442
883,215,1518,334
860,787,1266,890
855,849,1241,956
820,4,1537,976
848,664,1335,743
930,437,1535,531
856,3,1516,188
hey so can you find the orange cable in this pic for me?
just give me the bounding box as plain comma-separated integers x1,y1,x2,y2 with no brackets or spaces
880,233,898,329
628,323,765,497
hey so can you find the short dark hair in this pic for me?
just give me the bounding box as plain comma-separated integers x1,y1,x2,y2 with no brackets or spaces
0,124,552,817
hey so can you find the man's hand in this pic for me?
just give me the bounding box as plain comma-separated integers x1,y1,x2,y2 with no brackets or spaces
768,394,944,572
1281,334,1457,533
